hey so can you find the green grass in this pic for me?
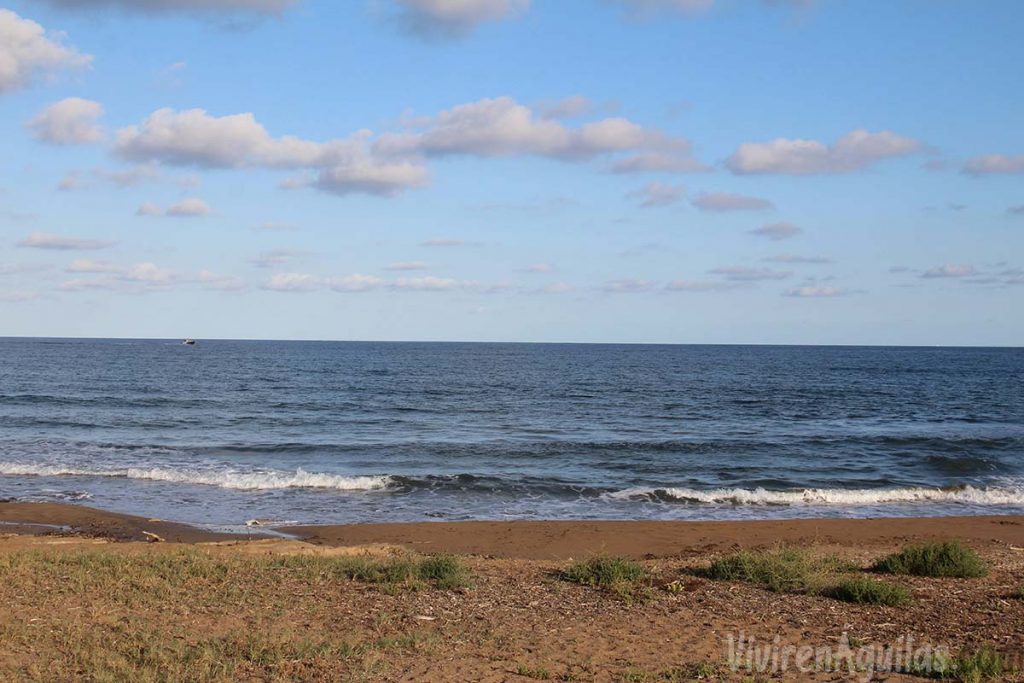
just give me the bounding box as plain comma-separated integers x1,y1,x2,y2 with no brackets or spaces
950,646,1006,683
911,645,1005,682
872,541,988,578
0,547,471,597
561,555,650,601
515,663,553,679
701,547,847,594
0,548,459,681
561,555,646,588
820,576,911,606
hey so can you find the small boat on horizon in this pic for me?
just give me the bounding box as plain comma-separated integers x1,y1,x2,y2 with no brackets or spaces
182,339,196,345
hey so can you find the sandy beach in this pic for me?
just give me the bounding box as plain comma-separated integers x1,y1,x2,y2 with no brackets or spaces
1,501,1022,681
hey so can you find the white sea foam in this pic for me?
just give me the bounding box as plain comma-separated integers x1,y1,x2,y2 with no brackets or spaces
607,484,1024,506
0,462,392,491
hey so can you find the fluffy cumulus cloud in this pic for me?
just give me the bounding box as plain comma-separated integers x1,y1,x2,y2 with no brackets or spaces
328,274,384,292
629,182,686,208
921,264,976,279
135,198,211,216
0,9,92,94
166,198,211,216
726,129,921,175
263,272,320,292
110,98,700,198
692,191,773,212
16,232,115,250
390,0,529,38
962,154,1024,176
750,222,801,240
27,98,104,144
36,0,297,15
114,108,429,197
376,96,702,171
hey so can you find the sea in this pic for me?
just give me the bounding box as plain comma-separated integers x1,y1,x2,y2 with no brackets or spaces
0,338,1022,530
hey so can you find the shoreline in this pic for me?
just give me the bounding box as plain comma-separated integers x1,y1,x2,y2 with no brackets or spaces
3,501,1023,558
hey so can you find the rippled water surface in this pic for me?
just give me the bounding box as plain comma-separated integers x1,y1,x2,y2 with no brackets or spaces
1,338,1022,528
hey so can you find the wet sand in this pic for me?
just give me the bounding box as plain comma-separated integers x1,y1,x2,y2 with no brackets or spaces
3,501,1023,557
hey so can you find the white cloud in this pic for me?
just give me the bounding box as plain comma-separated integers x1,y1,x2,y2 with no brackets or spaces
602,278,655,292
709,266,791,281
537,95,593,120
921,264,976,279
540,281,572,294
726,129,922,175
26,97,103,144
392,275,462,291
16,232,115,250
629,182,686,208
0,9,92,94
692,191,773,212
111,98,699,198
136,202,163,216
385,261,430,271
609,0,714,17
665,279,740,292
250,248,304,268
763,254,831,264
196,270,246,291
122,262,176,284
750,222,801,240
37,0,297,15
376,96,700,170
263,272,320,292
328,274,384,292
114,107,428,197
166,198,211,216
313,160,428,197
783,286,846,298
390,0,529,38
60,261,179,291
962,154,1024,176
66,258,120,273
61,261,246,292
57,171,83,191
526,263,554,273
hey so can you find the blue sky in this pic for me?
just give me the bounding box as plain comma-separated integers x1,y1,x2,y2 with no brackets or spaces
1,0,1021,344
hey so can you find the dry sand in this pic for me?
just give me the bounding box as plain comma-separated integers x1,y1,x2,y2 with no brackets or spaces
1,501,1022,681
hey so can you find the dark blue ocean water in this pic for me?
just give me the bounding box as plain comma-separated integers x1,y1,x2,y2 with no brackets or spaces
0,338,1022,529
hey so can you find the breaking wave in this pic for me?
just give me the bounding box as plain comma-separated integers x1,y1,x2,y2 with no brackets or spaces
608,484,1024,506
0,462,392,492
